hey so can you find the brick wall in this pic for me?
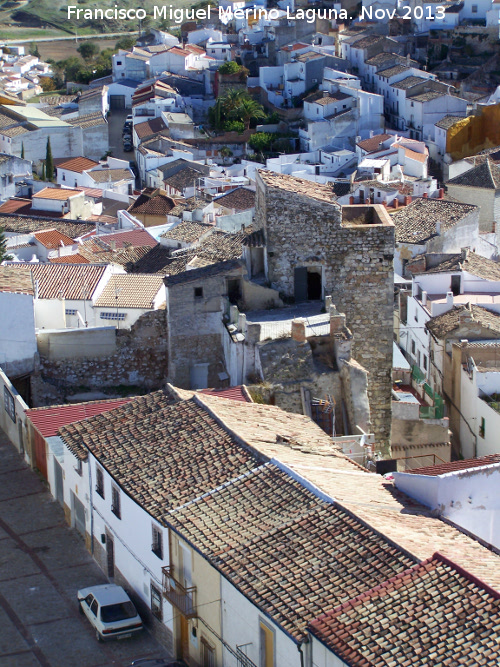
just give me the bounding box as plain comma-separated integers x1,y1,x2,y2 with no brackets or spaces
255,172,395,453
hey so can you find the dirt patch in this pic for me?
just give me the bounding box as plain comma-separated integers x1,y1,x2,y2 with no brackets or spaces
32,37,118,61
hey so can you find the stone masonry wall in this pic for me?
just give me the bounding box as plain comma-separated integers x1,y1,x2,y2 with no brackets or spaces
33,309,168,405
255,173,395,453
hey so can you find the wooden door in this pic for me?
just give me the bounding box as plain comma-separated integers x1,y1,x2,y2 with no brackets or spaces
33,429,47,480
180,614,189,662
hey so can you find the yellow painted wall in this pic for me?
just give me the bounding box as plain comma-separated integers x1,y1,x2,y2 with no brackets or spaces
447,104,500,160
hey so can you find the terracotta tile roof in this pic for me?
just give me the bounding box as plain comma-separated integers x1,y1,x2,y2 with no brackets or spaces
403,147,427,163
257,170,338,205
49,253,91,264
94,273,164,309
0,126,29,138
87,168,133,184
351,34,386,49
134,117,168,140
4,262,107,299
56,157,99,173
0,215,94,238
391,198,478,244
74,186,103,199
128,190,177,216
356,133,392,153
199,385,252,402
0,198,33,215
212,501,415,640
128,245,181,274
164,258,243,285
283,465,500,592
405,454,500,476
92,229,157,249
447,158,500,189
34,228,75,249
391,75,428,90
0,265,33,295
378,64,412,78
309,553,500,666
26,398,133,438
162,166,205,192
33,187,82,201
422,249,500,282
426,304,500,339
409,90,445,102
304,90,352,106
214,187,255,211
78,243,150,268
160,220,212,243
59,393,261,517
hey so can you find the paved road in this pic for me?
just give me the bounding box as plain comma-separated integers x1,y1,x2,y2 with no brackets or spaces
108,110,133,163
2,33,138,44
0,428,170,667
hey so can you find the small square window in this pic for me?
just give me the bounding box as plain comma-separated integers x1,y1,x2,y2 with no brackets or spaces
151,583,162,620
111,486,121,519
194,287,203,298
96,467,104,498
152,525,163,559
472,4,478,11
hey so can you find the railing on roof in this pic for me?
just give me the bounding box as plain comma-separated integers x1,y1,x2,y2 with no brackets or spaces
393,452,448,471
411,366,445,419
162,566,197,618
411,364,426,384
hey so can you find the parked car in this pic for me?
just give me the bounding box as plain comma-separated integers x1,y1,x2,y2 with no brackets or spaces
123,140,133,152
78,584,143,641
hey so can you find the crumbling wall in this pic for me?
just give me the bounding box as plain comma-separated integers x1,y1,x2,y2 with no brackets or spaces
32,310,168,406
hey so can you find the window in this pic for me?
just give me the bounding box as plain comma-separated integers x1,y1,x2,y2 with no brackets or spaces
414,309,418,323
111,486,121,519
100,312,126,321
4,386,15,423
75,459,83,476
151,583,162,620
479,417,485,438
423,355,428,371
90,599,98,616
65,309,77,316
472,3,478,11
116,60,122,65
259,620,275,667
152,524,163,559
194,287,203,298
62,173,65,181
201,638,216,667
411,340,416,356
96,467,104,498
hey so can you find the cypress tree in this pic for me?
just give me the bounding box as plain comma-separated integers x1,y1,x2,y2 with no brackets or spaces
45,137,53,182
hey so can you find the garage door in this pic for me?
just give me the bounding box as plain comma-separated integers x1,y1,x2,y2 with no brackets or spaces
109,95,125,110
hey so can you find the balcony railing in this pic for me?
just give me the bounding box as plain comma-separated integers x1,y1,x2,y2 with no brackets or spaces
162,566,197,618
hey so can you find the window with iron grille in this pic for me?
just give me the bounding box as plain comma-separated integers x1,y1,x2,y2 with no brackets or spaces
151,583,162,620
96,467,104,498
100,312,126,321
4,386,15,423
201,637,216,667
65,309,77,316
111,486,121,519
152,524,163,559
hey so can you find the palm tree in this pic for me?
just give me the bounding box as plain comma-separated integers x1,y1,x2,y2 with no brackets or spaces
221,89,247,115
230,97,266,131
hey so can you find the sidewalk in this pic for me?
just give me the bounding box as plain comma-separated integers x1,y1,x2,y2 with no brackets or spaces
0,428,170,667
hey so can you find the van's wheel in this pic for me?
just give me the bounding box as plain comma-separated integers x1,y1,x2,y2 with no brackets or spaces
95,629,102,642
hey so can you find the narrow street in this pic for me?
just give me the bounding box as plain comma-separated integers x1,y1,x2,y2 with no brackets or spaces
0,429,170,667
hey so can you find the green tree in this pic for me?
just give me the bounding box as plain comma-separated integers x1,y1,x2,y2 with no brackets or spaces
29,42,40,58
230,97,266,130
0,228,12,263
45,137,53,182
248,132,272,152
218,61,241,75
115,35,136,51
77,41,99,62
39,76,57,92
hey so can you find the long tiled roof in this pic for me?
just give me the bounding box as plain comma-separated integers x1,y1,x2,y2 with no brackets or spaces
127,245,178,274
56,157,99,173
128,190,177,216
426,304,500,339
446,158,500,189
88,168,133,184
0,265,33,295
68,112,106,129
49,253,91,264
91,228,158,249
435,114,467,130
356,133,392,153
94,273,164,308
162,166,205,192
4,262,107,299
134,116,168,140
59,393,262,517
309,553,500,666
33,187,81,201
391,198,477,244
422,250,500,282
406,454,500,476
0,215,94,238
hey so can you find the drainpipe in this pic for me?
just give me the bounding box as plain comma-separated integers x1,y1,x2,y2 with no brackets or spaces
297,641,305,667
88,455,95,556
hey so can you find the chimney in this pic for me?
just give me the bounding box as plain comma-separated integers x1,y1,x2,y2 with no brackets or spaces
369,130,374,138
446,291,454,306
439,188,444,199
394,198,399,209
110,240,116,250
406,53,410,66
349,196,354,205
330,305,346,335
404,195,412,205
423,191,428,198
459,308,472,325
291,318,307,343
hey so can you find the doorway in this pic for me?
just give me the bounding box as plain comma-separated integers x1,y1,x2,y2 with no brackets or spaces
106,533,115,579
294,266,323,302
53,460,64,506
72,492,86,537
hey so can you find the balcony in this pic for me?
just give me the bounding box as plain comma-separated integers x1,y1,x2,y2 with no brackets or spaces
162,566,197,618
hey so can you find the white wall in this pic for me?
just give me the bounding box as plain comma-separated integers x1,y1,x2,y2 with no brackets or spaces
0,366,29,460
0,292,36,376
311,635,348,667
460,364,500,459
220,576,302,667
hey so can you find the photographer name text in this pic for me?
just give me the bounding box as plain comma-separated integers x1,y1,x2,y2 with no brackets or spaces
67,4,446,23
